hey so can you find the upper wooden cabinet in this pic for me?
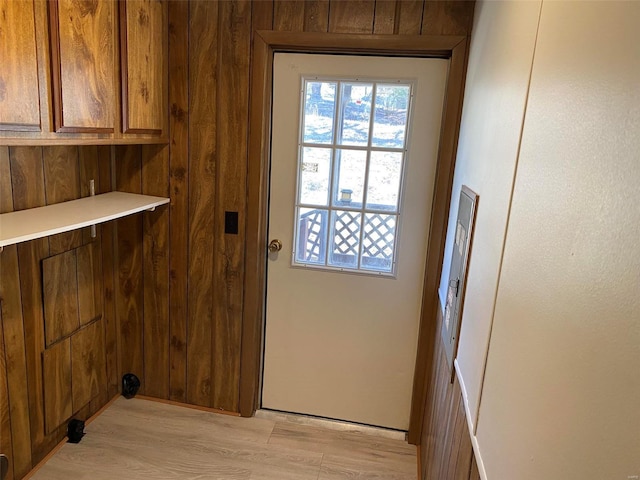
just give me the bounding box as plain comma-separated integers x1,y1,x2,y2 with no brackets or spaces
120,0,165,134
0,0,43,131
0,0,167,144
50,0,118,133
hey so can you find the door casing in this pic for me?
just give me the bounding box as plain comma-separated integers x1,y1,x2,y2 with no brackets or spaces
241,30,469,445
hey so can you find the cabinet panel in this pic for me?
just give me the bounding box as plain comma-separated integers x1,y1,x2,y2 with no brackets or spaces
0,0,41,131
50,0,116,133
121,0,165,134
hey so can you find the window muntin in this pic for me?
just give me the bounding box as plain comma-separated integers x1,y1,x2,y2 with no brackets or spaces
293,78,413,276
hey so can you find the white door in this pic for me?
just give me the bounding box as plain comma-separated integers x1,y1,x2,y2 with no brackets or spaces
262,53,448,430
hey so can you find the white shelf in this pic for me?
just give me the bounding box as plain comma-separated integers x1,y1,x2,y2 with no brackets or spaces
0,191,170,248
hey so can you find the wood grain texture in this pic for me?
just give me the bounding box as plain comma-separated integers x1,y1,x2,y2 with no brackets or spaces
186,0,217,407
115,145,145,389
77,242,103,326
0,0,41,131
373,0,396,34
328,0,375,33
0,148,15,480
304,0,329,32
97,146,120,398
167,0,189,403
43,145,83,254
274,0,305,31
71,320,107,412
422,1,474,36
42,339,72,434
212,0,251,412
50,0,116,132
121,0,165,133
42,249,80,346
396,0,424,35
419,307,477,480
141,145,170,398
469,455,481,480
32,397,415,480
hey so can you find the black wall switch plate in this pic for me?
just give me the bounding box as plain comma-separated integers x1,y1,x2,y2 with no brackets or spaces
225,211,239,235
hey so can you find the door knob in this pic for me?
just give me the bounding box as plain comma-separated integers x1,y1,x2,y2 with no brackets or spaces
268,239,283,253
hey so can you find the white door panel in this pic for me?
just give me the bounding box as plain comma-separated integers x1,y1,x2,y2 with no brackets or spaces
262,53,447,430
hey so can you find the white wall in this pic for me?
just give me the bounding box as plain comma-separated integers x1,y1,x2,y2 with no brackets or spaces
438,0,541,432
447,1,640,478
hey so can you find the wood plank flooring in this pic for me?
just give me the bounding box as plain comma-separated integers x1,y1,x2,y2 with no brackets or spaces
30,398,416,480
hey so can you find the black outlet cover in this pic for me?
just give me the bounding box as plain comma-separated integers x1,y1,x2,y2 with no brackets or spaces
67,418,85,444
225,211,239,235
122,373,141,399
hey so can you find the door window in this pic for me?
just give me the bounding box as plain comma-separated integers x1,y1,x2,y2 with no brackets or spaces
293,78,413,275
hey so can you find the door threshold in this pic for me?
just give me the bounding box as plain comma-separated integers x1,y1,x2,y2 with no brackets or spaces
256,408,407,441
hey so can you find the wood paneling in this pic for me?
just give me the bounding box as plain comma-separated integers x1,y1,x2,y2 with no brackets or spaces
328,0,375,33
373,1,396,34
419,307,477,480
0,0,41,131
1,145,117,477
50,0,117,132
186,0,217,407
304,1,329,33
121,0,165,134
71,320,107,412
77,242,103,326
42,339,72,434
141,144,170,398
274,1,305,31
115,145,145,389
42,249,80,346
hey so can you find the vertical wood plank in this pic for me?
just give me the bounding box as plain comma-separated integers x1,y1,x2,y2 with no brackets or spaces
115,145,145,391
469,455,481,480
187,0,218,407
328,0,375,34
79,145,100,245
274,0,305,31
141,145,170,399
304,0,329,32
71,320,106,412
97,146,119,398
0,0,41,130
43,146,83,254
252,0,274,31
373,0,396,34
168,0,189,403
422,1,474,36
396,0,424,35
42,339,72,434
42,250,80,346
9,146,53,463
213,0,251,412
0,147,15,480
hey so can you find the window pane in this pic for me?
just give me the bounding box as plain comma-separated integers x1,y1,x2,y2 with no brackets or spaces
333,149,367,207
361,213,396,272
366,151,403,211
338,83,372,146
372,85,410,149
329,210,361,268
299,147,332,206
303,81,336,144
295,207,328,265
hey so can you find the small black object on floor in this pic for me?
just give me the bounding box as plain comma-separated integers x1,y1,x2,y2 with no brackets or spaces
67,419,85,444
122,373,141,399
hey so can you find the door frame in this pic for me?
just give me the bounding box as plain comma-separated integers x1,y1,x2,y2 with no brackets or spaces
240,30,469,445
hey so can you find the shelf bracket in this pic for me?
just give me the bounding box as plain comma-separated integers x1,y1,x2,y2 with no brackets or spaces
147,206,156,212
90,180,97,238
0,246,3,253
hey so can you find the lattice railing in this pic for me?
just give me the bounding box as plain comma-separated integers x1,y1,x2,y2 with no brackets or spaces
297,209,396,271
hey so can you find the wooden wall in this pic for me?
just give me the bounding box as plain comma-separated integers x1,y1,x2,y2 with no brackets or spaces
0,145,119,480
110,0,475,414
420,307,480,480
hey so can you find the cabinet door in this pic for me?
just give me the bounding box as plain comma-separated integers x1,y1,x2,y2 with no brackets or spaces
0,0,42,131
120,0,165,134
49,0,117,133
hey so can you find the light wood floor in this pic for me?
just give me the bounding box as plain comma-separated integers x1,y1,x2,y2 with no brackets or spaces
30,397,417,479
